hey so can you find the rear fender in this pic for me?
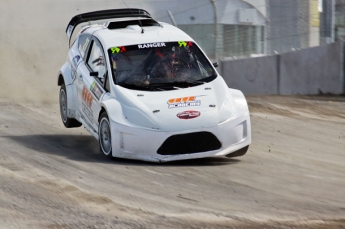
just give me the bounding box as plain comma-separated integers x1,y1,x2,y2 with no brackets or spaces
57,62,74,86
57,62,78,119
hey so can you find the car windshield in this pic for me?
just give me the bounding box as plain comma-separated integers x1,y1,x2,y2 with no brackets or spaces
108,41,216,90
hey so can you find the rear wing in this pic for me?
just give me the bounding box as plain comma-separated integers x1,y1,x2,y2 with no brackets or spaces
66,8,152,46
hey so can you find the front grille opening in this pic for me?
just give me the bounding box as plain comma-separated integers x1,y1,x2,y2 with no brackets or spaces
157,131,221,155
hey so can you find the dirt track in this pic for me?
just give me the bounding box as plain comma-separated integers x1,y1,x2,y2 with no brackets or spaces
0,95,344,228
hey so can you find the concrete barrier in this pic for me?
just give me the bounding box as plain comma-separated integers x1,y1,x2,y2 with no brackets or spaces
221,55,279,94
279,40,344,95
221,40,345,95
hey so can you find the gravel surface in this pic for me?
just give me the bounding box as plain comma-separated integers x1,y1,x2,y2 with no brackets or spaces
0,95,344,228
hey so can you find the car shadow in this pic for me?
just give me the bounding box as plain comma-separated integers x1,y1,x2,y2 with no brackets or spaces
4,134,240,167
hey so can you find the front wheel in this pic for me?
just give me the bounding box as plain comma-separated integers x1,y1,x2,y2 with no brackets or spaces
59,84,82,128
99,112,112,157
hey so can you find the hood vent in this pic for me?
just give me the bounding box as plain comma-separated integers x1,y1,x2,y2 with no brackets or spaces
107,19,160,30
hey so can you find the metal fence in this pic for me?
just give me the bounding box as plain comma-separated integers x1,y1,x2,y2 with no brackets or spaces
150,0,344,62
336,0,345,40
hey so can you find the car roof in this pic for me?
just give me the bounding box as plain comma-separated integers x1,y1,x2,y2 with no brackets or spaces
80,20,194,51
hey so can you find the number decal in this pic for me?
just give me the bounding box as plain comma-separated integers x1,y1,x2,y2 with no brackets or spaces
82,86,93,107
110,46,126,54
178,41,187,47
178,41,192,47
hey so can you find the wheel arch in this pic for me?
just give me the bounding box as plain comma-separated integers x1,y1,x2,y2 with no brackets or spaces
58,74,64,86
98,107,107,122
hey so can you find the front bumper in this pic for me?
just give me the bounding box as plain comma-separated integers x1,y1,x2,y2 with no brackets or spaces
110,111,251,162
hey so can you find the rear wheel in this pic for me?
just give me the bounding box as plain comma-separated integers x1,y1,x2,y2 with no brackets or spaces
99,112,112,157
59,84,82,128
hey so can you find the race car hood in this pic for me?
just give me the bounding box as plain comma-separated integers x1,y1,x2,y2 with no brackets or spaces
115,77,237,131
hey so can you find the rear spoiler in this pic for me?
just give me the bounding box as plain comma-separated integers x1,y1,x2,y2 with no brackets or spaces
66,8,152,46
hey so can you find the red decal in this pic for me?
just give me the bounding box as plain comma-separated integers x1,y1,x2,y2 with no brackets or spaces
177,110,200,120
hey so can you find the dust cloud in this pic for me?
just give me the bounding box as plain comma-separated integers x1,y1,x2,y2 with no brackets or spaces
0,0,148,103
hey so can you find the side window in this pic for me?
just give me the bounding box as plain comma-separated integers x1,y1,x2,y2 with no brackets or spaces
87,41,107,82
78,34,91,59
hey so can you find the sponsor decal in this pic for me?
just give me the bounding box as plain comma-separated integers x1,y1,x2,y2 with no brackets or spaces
177,110,200,120
72,55,81,68
138,42,166,49
167,96,201,109
90,81,103,100
82,102,94,123
81,86,94,122
178,41,193,47
110,46,126,54
82,86,93,107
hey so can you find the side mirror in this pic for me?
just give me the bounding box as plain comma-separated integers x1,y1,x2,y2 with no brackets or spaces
213,62,219,68
90,71,99,77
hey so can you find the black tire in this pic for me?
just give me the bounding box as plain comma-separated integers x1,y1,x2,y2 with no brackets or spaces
98,112,112,157
59,84,82,128
225,145,249,158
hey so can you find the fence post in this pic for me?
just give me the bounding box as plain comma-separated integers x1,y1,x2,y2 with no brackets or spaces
210,0,219,63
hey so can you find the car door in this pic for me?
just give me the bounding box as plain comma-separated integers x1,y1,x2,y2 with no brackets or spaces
76,36,107,134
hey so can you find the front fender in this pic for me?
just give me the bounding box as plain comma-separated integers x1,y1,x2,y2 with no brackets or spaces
101,98,159,130
229,88,251,145
100,99,127,125
229,88,249,116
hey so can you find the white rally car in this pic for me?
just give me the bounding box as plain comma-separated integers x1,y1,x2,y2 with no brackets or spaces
57,9,251,162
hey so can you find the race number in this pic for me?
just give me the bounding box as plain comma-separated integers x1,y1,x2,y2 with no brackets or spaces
82,87,93,107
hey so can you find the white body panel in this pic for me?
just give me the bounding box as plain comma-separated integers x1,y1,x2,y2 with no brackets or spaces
100,77,251,162
109,109,250,162
58,13,251,162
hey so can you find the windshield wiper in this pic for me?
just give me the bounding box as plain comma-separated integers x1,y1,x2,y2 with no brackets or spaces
117,82,166,91
184,80,205,85
155,80,205,87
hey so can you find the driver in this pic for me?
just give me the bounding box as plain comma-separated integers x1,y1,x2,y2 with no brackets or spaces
146,48,174,79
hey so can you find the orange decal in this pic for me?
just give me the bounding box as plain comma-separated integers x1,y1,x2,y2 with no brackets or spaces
82,86,93,107
168,96,196,104
167,96,201,109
